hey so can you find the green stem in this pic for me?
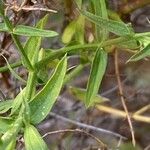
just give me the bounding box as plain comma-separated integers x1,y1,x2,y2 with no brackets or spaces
1,15,33,71
36,36,125,67
0,61,22,73
25,72,37,101
0,32,149,73
11,35,33,71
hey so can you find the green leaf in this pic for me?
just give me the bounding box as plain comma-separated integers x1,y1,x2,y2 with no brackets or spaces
0,100,12,114
0,118,13,134
81,10,132,36
86,48,107,107
0,23,8,32
13,25,58,37
29,55,67,124
128,44,150,62
37,48,49,83
62,20,76,44
116,38,139,49
24,124,48,150
0,114,22,147
69,86,109,105
24,15,49,102
24,15,49,66
5,138,16,150
75,15,85,44
10,88,25,115
92,0,108,41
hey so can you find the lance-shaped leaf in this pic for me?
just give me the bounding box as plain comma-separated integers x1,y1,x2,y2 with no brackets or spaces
62,20,76,44
81,10,132,36
13,25,58,37
69,86,109,105
24,15,49,66
24,124,48,150
86,48,107,107
29,55,67,124
128,44,150,62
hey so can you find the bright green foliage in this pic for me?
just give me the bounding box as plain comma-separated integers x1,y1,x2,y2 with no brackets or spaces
62,20,77,43
62,14,85,44
86,48,107,107
0,118,13,134
24,124,48,150
29,55,67,124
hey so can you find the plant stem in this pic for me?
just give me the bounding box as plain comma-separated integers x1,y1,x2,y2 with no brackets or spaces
36,36,128,67
25,72,36,101
0,32,149,73
1,15,33,71
0,61,22,73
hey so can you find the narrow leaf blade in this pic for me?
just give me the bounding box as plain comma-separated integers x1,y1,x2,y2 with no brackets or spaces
13,25,58,37
24,15,49,65
24,124,48,150
81,10,132,36
86,48,107,107
29,55,67,124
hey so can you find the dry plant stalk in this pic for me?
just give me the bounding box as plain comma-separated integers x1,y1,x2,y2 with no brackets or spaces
114,49,136,146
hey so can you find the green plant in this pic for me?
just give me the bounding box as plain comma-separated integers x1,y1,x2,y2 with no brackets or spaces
0,0,150,149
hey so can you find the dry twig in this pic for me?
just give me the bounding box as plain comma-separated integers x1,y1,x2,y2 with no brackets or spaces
114,49,136,146
42,128,107,149
49,112,127,140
